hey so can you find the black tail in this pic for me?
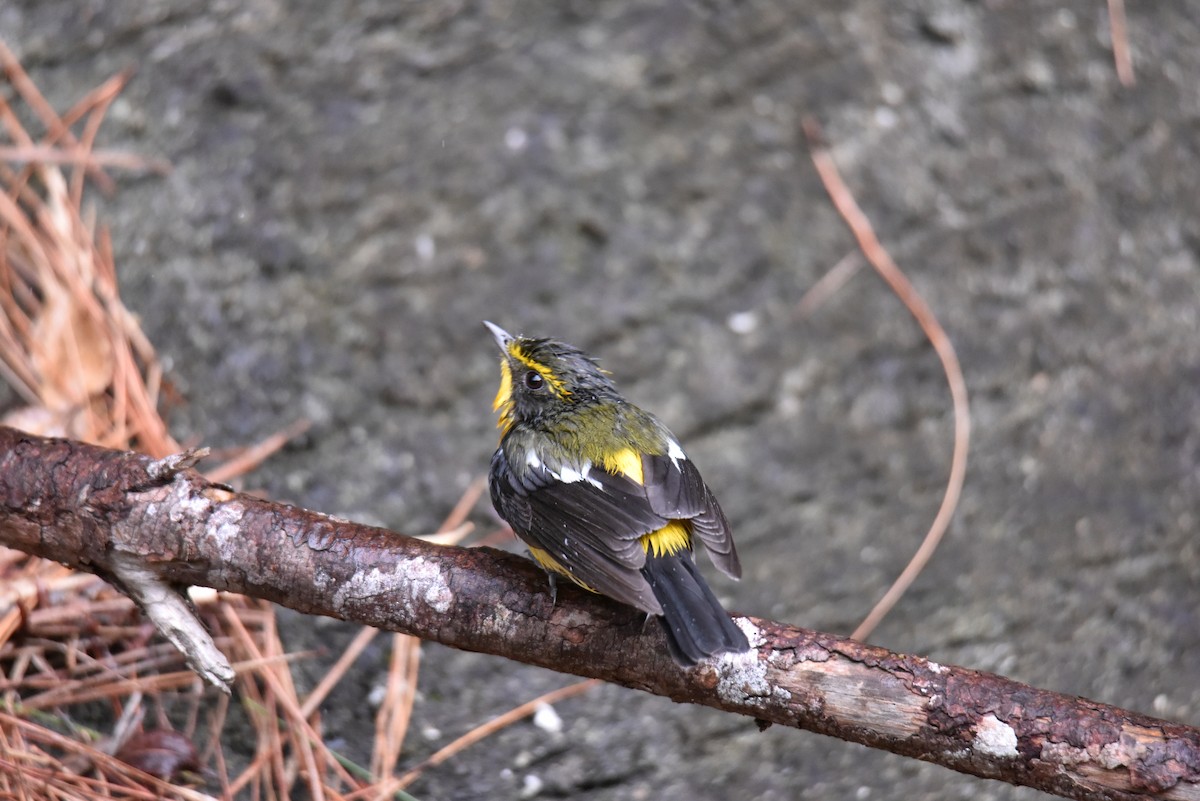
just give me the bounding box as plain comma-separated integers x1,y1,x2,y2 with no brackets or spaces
642,553,749,665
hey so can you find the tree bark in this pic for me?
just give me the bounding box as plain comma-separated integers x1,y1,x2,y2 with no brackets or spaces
1,426,1197,800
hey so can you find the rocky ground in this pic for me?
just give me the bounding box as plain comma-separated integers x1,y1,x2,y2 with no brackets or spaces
4,1,1199,798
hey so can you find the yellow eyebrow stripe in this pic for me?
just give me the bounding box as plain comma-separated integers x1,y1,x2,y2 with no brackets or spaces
602,448,644,484
508,343,571,398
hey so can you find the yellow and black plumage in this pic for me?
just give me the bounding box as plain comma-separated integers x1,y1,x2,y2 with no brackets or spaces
484,321,749,665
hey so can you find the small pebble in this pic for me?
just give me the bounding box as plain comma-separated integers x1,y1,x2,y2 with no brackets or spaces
727,310,758,335
505,127,528,151
415,233,436,262
1021,59,1054,93
532,702,563,734
521,774,544,798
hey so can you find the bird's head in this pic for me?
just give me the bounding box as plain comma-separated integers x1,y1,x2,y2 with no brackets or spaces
484,321,619,435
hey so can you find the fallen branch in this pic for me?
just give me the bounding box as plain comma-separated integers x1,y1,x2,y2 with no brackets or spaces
1,426,1198,801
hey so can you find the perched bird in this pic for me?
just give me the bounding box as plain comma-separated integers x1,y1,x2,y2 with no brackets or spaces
484,321,749,665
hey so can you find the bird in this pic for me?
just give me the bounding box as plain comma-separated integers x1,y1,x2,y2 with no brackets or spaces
484,321,750,665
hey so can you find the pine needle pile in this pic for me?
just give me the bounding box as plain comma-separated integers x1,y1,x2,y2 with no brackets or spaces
0,46,593,800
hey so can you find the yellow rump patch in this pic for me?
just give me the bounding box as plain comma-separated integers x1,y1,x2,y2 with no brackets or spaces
508,343,571,398
640,520,691,558
602,447,644,484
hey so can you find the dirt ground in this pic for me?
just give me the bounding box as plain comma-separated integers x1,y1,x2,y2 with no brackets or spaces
5,1,1200,799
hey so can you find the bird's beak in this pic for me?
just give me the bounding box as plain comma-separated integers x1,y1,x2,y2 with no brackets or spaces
483,321,514,352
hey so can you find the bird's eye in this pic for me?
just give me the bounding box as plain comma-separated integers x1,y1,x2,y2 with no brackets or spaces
523,371,545,390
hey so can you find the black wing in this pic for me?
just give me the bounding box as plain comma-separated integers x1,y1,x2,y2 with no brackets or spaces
641,452,741,579
490,448,668,614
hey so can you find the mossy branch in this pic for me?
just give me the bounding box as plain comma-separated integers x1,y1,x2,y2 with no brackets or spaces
1,426,1197,801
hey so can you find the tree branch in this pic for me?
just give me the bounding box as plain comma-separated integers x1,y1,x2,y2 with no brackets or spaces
1,426,1197,801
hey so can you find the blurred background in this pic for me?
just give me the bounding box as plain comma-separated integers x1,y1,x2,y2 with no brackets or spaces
3,1,1198,798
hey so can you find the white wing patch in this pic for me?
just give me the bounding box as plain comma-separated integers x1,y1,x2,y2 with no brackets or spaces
552,461,604,490
667,438,687,466
526,450,542,469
